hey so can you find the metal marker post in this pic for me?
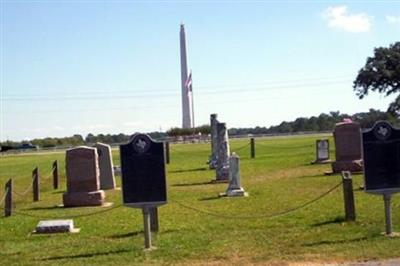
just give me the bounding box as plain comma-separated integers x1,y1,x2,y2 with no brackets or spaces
150,207,159,232
5,179,13,217
250,138,255,158
33,167,40,202
165,142,170,164
52,160,59,189
142,206,152,249
383,193,392,235
341,171,356,221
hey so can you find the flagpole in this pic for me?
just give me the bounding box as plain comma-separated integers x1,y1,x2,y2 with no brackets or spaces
190,70,195,129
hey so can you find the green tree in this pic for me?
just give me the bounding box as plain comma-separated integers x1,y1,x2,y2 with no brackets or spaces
353,42,400,115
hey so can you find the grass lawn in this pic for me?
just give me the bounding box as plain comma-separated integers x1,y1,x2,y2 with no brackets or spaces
1,134,400,265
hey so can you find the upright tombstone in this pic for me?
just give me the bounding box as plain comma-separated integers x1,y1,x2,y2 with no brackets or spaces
331,121,363,173
363,121,400,235
208,113,219,169
312,139,331,164
120,134,167,249
214,122,230,182
63,147,105,207
220,153,248,197
95,142,116,190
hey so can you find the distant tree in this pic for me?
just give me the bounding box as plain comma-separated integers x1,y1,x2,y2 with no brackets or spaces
353,42,400,115
166,125,210,137
85,133,96,144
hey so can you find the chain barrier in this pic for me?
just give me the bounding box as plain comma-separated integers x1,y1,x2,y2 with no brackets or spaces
5,181,342,221
12,181,34,197
41,169,55,181
171,180,343,220
0,204,123,219
0,187,9,206
255,142,313,149
231,142,250,152
10,166,57,199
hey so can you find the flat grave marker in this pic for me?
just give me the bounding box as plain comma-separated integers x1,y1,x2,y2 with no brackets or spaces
35,220,80,234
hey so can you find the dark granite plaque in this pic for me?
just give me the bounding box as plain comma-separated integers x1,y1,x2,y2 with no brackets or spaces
363,121,400,193
120,134,167,207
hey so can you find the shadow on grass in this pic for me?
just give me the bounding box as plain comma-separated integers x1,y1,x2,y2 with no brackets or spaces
108,230,143,239
172,181,213,187
108,229,178,239
199,195,220,201
302,236,369,247
24,205,61,211
41,248,132,261
311,216,345,227
297,173,330,178
169,167,208,174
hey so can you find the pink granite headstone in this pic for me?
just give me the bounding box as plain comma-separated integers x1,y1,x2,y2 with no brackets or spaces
331,121,363,173
63,146,105,207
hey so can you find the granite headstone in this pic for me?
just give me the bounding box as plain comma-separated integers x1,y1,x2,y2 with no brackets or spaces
332,121,363,173
63,146,105,207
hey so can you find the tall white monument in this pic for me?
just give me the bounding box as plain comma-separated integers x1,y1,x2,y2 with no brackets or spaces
180,24,194,129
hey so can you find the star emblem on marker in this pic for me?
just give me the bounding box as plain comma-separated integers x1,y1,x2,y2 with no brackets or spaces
136,139,147,150
377,126,388,137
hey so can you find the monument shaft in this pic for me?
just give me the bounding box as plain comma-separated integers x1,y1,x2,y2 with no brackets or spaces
180,24,194,129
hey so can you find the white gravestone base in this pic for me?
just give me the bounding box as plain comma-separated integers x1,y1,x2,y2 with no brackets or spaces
35,219,80,234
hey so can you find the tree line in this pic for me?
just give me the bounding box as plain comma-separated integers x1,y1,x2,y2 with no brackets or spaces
228,109,398,136
1,109,398,149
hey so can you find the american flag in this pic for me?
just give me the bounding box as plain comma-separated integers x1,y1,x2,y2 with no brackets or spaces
185,72,192,92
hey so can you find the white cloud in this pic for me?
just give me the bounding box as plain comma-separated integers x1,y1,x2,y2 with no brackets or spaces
386,15,400,24
323,6,372,33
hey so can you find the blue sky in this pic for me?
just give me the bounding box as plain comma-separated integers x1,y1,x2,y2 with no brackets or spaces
1,1,399,141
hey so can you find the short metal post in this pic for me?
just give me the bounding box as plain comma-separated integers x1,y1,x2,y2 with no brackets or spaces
5,179,12,217
33,167,40,202
150,207,159,232
165,142,170,164
341,171,356,221
250,138,255,158
383,193,392,235
142,207,152,249
52,160,59,189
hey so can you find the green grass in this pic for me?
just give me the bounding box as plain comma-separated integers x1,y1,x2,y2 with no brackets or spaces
1,135,400,265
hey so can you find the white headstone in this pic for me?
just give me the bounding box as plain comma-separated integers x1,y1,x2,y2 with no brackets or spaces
224,153,248,197
95,142,116,190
